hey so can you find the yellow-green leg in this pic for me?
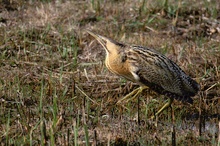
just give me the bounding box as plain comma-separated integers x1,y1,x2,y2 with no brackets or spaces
150,98,174,119
117,86,148,104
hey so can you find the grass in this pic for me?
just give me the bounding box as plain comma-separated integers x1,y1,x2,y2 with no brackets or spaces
0,0,220,145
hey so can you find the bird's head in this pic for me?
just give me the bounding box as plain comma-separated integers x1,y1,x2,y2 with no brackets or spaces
86,30,124,54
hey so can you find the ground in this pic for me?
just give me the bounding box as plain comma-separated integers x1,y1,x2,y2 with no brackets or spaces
0,0,219,145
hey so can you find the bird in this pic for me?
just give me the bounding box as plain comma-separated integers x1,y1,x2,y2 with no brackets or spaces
86,29,200,119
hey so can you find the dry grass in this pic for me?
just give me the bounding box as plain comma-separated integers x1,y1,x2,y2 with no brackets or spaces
0,0,219,145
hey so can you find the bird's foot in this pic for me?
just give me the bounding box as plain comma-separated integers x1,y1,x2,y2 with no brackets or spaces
116,86,148,104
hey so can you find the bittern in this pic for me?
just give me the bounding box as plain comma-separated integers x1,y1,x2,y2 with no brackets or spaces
86,30,200,118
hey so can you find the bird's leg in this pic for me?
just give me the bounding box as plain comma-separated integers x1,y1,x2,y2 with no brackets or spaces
117,86,148,104
150,98,174,119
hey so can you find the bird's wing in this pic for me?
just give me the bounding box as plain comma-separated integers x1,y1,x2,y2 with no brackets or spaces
126,46,196,97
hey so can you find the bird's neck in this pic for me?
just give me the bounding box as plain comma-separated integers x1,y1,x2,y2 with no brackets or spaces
105,50,134,81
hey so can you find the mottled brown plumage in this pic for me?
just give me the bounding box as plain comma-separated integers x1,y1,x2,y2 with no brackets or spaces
86,30,200,118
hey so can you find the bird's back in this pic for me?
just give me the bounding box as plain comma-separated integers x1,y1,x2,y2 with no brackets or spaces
125,45,200,103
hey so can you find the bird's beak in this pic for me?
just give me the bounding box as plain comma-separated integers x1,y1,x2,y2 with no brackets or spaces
86,29,110,53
